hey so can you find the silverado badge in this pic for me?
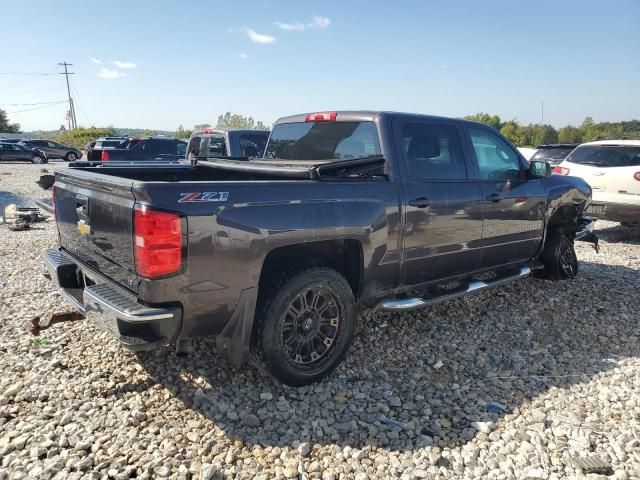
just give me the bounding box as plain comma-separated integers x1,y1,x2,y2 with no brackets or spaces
77,220,91,235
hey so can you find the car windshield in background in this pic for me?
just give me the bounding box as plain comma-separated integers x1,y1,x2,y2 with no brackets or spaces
265,121,381,161
566,145,640,167
531,148,574,164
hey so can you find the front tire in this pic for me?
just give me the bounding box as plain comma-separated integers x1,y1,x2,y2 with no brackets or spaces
537,229,578,280
31,155,46,164
65,152,77,162
254,268,356,386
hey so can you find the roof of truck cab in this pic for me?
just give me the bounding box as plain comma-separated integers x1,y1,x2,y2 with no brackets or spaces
274,111,489,128
191,129,270,136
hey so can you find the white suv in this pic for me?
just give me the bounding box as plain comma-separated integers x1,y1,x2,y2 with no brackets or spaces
554,140,640,227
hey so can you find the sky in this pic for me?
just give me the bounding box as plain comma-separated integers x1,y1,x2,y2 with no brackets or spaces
1,0,639,132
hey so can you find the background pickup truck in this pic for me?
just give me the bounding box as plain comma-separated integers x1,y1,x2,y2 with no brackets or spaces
185,128,270,160
43,111,595,386
99,137,187,162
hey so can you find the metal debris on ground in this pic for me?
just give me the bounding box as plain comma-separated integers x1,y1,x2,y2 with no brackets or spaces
3,205,47,230
487,401,507,413
568,455,612,474
29,311,85,336
379,415,405,429
433,360,444,370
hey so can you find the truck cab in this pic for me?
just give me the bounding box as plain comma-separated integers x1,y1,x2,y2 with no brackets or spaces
186,128,270,161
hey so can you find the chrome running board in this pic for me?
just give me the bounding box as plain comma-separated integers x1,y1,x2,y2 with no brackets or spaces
377,266,531,312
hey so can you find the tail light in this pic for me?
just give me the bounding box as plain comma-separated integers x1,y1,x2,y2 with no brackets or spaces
553,166,570,175
634,172,640,182
101,150,110,161
134,206,183,278
305,112,337,122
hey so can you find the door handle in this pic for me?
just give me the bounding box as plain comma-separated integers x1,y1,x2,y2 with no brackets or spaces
409,197,431,208
486,193,502,202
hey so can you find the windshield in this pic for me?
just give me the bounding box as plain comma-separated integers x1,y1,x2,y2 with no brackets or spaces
531,148,574,164
265,121,381,161
566,145,640,167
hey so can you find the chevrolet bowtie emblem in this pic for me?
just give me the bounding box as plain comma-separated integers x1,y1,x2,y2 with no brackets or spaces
77,220,91,235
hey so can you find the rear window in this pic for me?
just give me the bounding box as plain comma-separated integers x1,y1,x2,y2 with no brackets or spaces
566,145,640,167
531,148,574,164
265,121,381,160
104,140,123,147
239,133,268,157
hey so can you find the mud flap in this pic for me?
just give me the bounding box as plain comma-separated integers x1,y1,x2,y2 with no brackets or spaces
575,216,599,252
216,287,258,365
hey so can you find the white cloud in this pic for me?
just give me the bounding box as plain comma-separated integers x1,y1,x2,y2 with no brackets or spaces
97,68,126,79
274,21,305,31
90,57,102,64
273,16,331,32
239,53,249,60
113,60,137,69
308,15,331,29
244,27,276,44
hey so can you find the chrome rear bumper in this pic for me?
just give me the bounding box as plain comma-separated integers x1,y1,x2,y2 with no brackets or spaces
42,248,181,350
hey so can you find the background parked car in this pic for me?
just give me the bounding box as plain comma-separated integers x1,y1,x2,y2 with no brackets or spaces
86,136,129,161
0,142,47,163
530,144,578,166
0,138,25,144
98,137,187,162
554,140,640,227
20,139,82,161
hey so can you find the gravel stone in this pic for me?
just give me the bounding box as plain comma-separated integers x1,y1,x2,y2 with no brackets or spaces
1,163,639,479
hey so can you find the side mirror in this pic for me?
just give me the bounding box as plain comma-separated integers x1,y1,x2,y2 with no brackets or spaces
529,160,550,178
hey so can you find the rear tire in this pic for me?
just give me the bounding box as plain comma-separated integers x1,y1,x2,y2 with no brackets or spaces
31,155,46,164
537,229,578,280
254,267,356,386
65,152,77,162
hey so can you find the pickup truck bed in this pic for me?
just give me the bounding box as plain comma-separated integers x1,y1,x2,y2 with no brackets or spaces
43,111,596,386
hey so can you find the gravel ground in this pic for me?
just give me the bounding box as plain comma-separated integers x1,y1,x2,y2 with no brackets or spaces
1,163,639,480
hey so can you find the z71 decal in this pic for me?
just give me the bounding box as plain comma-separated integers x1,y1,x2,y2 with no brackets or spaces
178,192,229,203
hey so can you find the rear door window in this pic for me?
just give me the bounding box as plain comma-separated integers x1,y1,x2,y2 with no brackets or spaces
401,123,468,180
566,145,640,167
265,121,381,160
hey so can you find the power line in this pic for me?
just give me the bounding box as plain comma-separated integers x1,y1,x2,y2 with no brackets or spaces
0,101,66,106
7,101,67,114
69,77,91,127
0,71,59,76
0,86,66,95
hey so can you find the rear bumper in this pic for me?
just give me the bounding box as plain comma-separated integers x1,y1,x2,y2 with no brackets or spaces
586,201,640,224
42,248,182,351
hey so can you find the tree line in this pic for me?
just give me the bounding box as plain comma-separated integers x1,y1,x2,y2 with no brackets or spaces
3,107,639,150
463,113,640,147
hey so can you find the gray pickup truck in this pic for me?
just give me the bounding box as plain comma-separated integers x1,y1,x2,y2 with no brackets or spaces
43,111,595,386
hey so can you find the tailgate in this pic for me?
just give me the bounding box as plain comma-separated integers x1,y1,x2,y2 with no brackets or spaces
54,169,139,293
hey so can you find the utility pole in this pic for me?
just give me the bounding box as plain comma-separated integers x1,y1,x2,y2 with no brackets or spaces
58,62,77,129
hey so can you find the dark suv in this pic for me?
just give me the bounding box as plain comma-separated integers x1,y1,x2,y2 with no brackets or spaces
20,140,82,162
0,142,48,163
530,144,578,166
